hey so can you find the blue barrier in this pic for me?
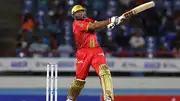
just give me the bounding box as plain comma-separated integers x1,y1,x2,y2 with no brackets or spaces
0,95,100,101
0,89,180,101
0,89,180,95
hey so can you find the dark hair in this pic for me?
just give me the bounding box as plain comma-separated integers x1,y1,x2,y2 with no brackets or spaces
23,13,34,22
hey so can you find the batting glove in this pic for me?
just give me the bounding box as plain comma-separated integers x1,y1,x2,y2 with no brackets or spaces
107,15,126,29
109,16,119,25
107,16,118,29
117,15,126,24
107,23,115,29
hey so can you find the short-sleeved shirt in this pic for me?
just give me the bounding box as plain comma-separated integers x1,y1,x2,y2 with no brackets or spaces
73,18,100,50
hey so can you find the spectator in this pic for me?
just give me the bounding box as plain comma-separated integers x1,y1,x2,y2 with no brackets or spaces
16,35,28,49
29,36,50,57
20,29,32,45
47,14,59,33
19,13,36,45
18,0,180,58
20,13,35,32
47,34,59,57
129,28,145,57
49,34,58,50
45,13,59,49
16,35,28,57
46,23,58,46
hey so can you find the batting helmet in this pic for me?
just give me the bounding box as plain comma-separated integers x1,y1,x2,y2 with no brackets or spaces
71,5,86,15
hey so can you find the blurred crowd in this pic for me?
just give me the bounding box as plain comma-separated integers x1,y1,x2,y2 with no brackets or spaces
16,0,180,58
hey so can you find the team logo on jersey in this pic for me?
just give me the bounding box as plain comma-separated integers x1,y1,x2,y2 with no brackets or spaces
98,53,105,56
77,23,84,27
77,60,84,63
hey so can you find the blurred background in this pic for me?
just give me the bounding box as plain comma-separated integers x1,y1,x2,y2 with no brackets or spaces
0,0,180,101
0,0,179,58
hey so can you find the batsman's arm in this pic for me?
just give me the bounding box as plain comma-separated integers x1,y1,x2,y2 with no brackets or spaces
88,15,126,31
87,19,110,31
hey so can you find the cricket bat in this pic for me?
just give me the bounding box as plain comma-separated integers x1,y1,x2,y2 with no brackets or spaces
123,1,155,18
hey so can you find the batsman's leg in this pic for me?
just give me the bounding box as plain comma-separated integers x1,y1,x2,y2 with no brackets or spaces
91,48,114,101
67,49,91,101
92,63,114,101
67,79,86,101
99,64,114,101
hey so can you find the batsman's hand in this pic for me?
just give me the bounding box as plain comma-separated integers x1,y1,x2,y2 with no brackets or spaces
107,23,115,29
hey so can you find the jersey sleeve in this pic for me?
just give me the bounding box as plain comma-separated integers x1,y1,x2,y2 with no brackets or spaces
74,21,90,32
88,18,95,23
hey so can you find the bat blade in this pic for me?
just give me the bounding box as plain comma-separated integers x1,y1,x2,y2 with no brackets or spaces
132,1,155,14
123,1,155,18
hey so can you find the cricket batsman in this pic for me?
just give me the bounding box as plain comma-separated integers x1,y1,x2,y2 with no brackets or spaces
66,5,126,101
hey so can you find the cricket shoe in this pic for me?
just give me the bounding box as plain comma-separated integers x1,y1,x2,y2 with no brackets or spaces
66,99,72,101
105,97,112,101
